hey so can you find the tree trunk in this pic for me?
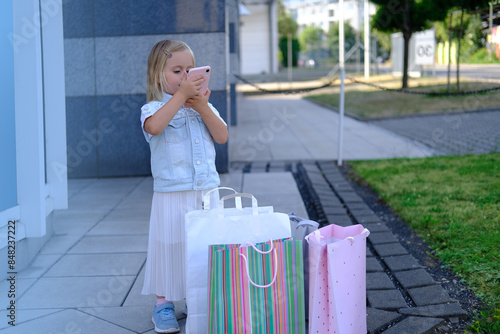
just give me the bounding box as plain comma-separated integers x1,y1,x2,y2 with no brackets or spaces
457,9,465,93
447,12,453,93
402,32,411,89
401,0,411,89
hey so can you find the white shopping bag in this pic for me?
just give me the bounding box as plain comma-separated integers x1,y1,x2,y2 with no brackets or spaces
185,188,292,334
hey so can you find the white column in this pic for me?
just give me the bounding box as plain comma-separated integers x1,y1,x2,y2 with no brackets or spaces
337,0,345,166
364,0,370,79
41,0,68,211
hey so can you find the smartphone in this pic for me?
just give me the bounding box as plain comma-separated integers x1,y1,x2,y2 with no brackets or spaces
187,66,211,95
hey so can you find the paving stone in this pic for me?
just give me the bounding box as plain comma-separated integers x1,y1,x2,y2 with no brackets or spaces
382,316,444,334
338,194,364,204
368,231,399,244
345,202,371,210
367,272,395,290
363,222,390,232
373,242,409,257
354,214,383,224
384,255,422,271
367,289,408,310
408,285,455,306
350,208,375,216
250,161,268,172
366,247,374,257
332,183,354,192
325,215,353,226
366,308,402,334
323,206,347,215
394,269,437,289
399,303,467,318
366,257,384,272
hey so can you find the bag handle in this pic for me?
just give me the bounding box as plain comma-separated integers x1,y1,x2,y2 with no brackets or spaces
239,240,278,288
305,228,370,244
203,187,241,210
219,193,258,216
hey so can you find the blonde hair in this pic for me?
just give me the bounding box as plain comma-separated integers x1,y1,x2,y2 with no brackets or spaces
146,40,195,102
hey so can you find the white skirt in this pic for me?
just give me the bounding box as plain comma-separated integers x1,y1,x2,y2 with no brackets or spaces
141,188,218,300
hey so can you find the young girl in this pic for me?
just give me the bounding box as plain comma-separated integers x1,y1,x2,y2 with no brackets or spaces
140,39,228,333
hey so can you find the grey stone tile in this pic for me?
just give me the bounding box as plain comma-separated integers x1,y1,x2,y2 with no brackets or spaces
373,242,409,257
366,272,395,290
325,215,353,226
394,269,437,289
382,316,444,334
399,303,467,318
69,235,148,254
354,214,383,224
123,265,156,307
39,235,81,255
367,290,408,310
65,96,98,178
368,232,399,245
384,255,422,272
96,95,151,177
0,309,62,331
94,34,226,95
44,253,146,277
408,285,455,306
366,257,384,272
87,218,149,236
62,1,94,38
17,254,60,279
64,38,95,96
323,206,346,215
18,276,135,309
338,192,364,203
362,222,390,233
78,305,155,333
366,307,402,334
0,278,36,305
2,309,135,333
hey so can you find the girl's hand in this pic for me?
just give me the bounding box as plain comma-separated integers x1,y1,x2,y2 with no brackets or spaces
177,72,204,100
184,89,211,114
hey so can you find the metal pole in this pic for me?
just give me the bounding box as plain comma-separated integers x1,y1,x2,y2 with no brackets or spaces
288,33,292,87
338,0,345,166
364,0,370,79
490,3,493,61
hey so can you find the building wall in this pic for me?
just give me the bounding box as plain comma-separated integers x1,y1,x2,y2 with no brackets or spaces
62,0,231,177
0,0,17,212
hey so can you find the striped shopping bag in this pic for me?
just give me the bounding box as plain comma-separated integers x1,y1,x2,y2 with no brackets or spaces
207,238,306,334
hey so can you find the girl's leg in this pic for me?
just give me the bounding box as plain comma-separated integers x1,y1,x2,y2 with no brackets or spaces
156,295,169,306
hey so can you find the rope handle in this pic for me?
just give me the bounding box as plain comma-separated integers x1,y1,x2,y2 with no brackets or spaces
203,187,240,210
239,240,278,288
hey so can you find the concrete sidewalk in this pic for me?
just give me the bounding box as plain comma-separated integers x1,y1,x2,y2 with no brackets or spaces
1,95,468,333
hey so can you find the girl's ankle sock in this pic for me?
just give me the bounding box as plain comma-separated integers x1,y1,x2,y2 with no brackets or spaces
156,298,168,306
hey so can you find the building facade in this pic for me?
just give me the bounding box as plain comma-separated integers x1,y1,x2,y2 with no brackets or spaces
287,0,376,33
1,0,240,278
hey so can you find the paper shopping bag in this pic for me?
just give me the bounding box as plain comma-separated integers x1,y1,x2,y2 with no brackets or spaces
207,238,306,334
307,224,370,334
288,213,319,320
185,190,292,334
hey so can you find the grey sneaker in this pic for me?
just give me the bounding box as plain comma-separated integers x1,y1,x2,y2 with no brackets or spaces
152,302,180,333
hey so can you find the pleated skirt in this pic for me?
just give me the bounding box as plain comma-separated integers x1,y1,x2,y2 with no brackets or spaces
141,188,218,300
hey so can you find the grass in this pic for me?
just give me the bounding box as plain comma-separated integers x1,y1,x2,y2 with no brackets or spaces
348,154,500,307
306,79,500,119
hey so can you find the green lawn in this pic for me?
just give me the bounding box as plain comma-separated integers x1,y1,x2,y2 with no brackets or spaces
348,154,500,307
307,81,500,119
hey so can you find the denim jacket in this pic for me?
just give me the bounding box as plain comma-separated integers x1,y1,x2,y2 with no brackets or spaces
140,93,226,192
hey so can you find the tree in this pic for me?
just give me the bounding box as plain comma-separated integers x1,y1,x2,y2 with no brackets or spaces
277,0,300,67
442,1,491,91
299,26,324,57
327,21,357,61
371,0,447,88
